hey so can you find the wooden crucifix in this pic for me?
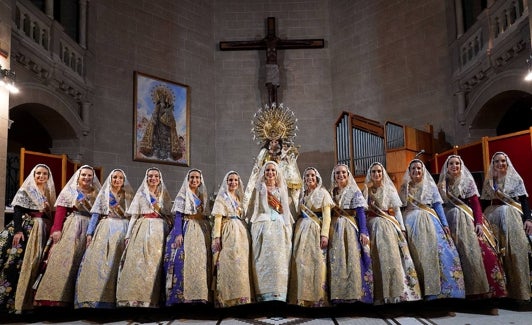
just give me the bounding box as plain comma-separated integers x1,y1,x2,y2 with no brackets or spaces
219,17,324,105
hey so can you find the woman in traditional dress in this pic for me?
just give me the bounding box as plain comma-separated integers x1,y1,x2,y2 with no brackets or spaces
211,171,253,307
399,159,465,300
34,165,101,307
289,167,334,307
75,169,134,308
164,169,211,305
328,164,373,304
480,152,531,301
364,162,421,304
0,164,56,313
116,167,172,307
437,155,507,302
249,161,293,302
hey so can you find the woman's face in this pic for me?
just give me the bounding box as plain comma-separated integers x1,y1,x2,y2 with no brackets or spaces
78,168,94,189
370,164,383,184
188,171,201,190
492,153,508,176
146,169,161,187
334,165,349,188
304,169,318,190
34,166,49,186
447,157,461,178
111,170,125,189
226,173,240,192
409,162,423,183
264,163,277,181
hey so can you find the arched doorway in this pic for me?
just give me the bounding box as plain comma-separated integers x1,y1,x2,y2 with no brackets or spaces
470,90,532,135
6,103,78,207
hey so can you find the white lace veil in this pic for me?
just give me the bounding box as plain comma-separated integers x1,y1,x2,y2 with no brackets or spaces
330,163,367,209
251,161,292,223
55,165,101,208
211,171,244,216
400,159,442,205
302,167,334,208
90,169,135,215
481,151,528,199
127,167,172,216
11,164,57,211
364,162,402,208
172,168,210,216
437,155,479,201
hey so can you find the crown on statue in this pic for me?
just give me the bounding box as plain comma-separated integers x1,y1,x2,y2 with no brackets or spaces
151,84,175,104
251,103,298,144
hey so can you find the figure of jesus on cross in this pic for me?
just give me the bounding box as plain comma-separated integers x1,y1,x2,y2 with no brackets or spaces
219,17,324,105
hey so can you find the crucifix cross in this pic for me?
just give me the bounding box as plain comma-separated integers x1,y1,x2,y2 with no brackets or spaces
219,17,324,105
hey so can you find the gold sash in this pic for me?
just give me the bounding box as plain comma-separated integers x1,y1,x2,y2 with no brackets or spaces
493,188,523,214
407,194,453,243
299,203,322,226
332,206,359,232
368,203,403,233
446,191,500,254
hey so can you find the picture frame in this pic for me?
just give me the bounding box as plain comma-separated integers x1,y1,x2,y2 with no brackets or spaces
133,71,190,166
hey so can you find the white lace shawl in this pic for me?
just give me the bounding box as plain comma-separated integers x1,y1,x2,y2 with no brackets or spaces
172,168,210,216
90,169,135,215
211,171,243,217
400,159,442,206
127,167,172,216
437,155,479,201
55,165,101,208
301,167,334,209
330,164,367,209
364,162,402,209
11,164,56,211
481,151,528,199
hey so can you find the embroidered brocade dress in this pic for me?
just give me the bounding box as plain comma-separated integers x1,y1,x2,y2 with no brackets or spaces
212,192,253,307
75,192,130,308
34,190,96,306
289,186,334,307
441,180,506,298
250,184,293,302
164,193,212,305
366,187,421,304
116,193,169,307
0,179,54,313
401,182,465,300
481,173,531,300
329,185,373,304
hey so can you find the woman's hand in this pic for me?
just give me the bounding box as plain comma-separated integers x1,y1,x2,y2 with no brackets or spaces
320,236,328,249
443,226,451,236
524,219,532,235
51,230,62,244
475,224,483,237
360,233,370,246
12,232,24,247
86,235,92,248
171,234,183,249
212,237,221,252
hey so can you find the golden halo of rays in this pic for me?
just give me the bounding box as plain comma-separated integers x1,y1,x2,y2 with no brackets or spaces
151,84,175,104
251,103,298,145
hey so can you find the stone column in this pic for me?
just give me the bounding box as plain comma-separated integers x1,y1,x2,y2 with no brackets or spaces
455,0,464,38
79,0,88,49
45,0,54,18
456,91,466,126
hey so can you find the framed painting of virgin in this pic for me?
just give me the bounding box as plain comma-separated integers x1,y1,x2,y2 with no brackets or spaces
133,71,190,166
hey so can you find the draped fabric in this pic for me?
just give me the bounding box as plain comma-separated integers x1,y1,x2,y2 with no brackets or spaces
400,160,465,300
365,162,421,304
212,171,253,308
480,152,531,300
250,161,293,302
164,169,211,305
329,164,373,304
116,168,172,307
289,167,334,307
34,166,100,307
75,169,135,308
438,155,507,298
0,164,55,313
